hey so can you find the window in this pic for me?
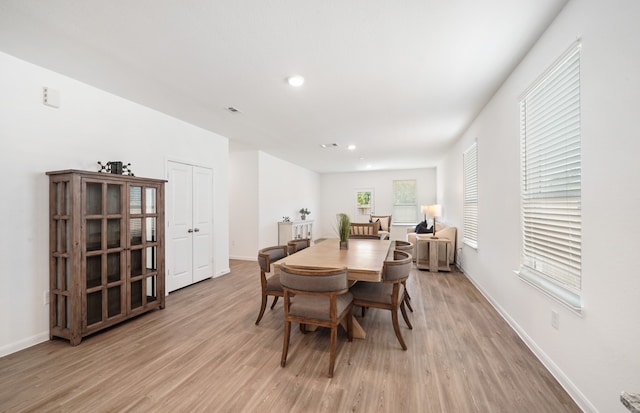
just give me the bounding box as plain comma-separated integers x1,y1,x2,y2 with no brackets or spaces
463,142,478,248
392,180,417,223
518,43,582,311
354,189,373,221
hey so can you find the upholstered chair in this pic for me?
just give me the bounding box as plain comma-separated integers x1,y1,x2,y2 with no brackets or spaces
287,238,311,255
349,222,380,239
370,214,392,240
350,249,413,350
255,245,288,325
279,264,353,378
393,240,414,312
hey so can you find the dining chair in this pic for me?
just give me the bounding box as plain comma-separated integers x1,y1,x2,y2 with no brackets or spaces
350,249,413,350
370,214,392,240
393,240,414,312
287,238,311,255
255,245,288,325
349,222,380,239
279,264,353,378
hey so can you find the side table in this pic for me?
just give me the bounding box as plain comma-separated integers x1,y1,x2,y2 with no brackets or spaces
416,238,450,272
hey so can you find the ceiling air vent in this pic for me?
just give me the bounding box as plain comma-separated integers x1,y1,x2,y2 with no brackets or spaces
320,143,338,148
226,106,241,113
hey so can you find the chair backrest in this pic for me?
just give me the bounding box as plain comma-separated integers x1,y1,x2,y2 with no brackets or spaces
349,222,379,238
257,245,288,273
383,249,412,282
370,215,392,232
279,264,349,293
287,238,311,255
394,240,413,253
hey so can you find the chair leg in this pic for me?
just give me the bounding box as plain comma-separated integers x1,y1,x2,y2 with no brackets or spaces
299,323,306,334
255,293,267,325
391,308,408,351
270,295,279,310
404,295,414,312
403,280,414,312
400,300,413,330
347,310,353,342
281,320,291,367
328,325,337,378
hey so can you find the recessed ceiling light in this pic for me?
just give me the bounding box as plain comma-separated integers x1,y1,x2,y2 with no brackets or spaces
347,145,356,150
287,75,305,87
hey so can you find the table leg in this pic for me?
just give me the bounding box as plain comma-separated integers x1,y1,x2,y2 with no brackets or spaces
340,316,366,339
429,240,439,273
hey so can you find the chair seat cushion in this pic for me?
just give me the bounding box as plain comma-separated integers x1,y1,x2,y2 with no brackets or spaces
350,282,404,305
289,293,353,321
266,274,283,293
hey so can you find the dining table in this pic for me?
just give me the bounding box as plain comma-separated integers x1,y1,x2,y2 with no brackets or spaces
273,238,394,338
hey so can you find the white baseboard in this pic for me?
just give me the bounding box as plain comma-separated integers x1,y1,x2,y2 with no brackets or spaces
229,255,255,261
462,270,597,413
0,331,49,358
214,267,231,277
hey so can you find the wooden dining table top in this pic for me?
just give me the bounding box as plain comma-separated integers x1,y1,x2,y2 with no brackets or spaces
274,238,393,282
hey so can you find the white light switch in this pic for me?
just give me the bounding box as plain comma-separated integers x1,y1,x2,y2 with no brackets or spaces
43,87,60,108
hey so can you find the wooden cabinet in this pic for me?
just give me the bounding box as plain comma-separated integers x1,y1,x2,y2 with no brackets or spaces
278,220,313,245
47,170,166,345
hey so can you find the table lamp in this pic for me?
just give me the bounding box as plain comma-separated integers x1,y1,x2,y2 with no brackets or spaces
427,204,442,237
420,205,429,223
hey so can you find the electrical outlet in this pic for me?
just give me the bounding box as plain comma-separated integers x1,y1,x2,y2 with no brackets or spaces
551,310,559,330
44,290,50,305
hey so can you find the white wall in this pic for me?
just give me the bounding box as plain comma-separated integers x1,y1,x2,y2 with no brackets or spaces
229,150,259,260
438,1,640,412
0,51,230,356
258,152,320,248
319,168,436,239
228,150,320,258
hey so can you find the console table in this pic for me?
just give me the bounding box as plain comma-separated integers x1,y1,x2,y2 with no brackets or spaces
278,220,313,245
416,238,450,272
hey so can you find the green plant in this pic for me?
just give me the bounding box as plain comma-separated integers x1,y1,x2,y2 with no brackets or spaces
336,213,350,241
299,208,310,215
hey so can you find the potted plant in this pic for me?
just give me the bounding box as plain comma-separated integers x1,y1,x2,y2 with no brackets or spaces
336,213,350,249
299,208,310,220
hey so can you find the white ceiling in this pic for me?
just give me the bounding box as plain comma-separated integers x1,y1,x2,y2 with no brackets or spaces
0,0,568,173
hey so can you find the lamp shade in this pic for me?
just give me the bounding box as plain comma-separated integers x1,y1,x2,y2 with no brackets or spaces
427,204,442,218
421,205,429,215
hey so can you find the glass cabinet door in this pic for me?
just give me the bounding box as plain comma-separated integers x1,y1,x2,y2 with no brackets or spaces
83,179,126,328
128,184,161,312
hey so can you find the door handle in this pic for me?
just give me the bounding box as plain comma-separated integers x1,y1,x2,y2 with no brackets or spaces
188,229,193,233
194,228,200,232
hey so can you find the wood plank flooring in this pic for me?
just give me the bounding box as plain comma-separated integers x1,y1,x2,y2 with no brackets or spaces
0,260,581,412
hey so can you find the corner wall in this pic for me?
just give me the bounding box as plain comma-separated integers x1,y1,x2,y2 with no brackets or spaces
0,51,230,356
438,1,640,411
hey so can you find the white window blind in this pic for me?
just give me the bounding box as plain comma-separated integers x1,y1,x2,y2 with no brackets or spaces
463,142,478,248
392,180,417,223
519,43,582,309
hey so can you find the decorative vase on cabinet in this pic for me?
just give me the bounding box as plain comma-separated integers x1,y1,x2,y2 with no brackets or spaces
47,169,166,345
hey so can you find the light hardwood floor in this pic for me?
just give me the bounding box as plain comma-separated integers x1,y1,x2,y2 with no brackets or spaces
0,260,581,412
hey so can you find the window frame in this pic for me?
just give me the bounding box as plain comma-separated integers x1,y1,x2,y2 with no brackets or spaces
517,42,583,313
392,179,417,224
463,141,478,249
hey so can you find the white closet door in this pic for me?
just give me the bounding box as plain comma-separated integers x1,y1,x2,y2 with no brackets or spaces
167,161,194,292
192,166,213,283
166,161,213,292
